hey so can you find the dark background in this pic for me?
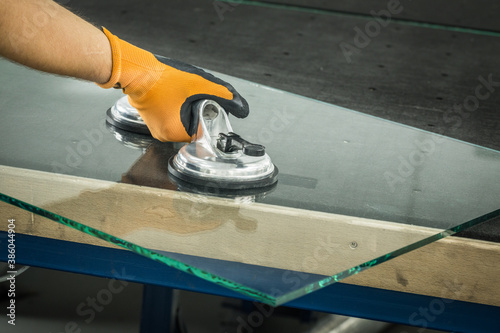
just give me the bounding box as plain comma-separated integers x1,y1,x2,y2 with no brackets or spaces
65,0,500,151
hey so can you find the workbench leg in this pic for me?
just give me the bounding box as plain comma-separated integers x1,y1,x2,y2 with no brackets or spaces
140,284,180,333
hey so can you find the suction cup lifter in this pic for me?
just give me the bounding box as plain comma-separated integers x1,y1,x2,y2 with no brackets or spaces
105,96,278,190
168,100,279,190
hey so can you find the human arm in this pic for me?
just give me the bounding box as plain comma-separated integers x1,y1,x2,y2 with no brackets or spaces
0,0,112,83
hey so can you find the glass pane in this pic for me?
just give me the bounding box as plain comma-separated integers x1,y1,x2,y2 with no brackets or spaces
1,59,499,306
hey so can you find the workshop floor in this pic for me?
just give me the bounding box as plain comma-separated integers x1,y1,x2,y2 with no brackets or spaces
0,266,446,333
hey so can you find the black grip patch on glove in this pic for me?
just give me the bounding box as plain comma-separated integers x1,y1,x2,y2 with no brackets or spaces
154,55,250,136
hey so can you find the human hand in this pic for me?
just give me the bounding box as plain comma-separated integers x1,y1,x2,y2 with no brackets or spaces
98,28,249,142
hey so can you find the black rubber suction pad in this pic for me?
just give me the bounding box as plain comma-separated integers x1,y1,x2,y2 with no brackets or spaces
167,157,279,191
168,172,278,198
106,108,151,135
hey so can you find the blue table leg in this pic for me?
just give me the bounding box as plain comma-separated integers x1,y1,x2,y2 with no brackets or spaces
140,284,179,333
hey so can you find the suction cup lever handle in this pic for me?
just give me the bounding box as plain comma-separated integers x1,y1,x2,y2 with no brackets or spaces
217,132,266,157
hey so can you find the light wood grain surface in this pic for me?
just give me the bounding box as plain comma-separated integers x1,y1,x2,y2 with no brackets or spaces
1,165,499,306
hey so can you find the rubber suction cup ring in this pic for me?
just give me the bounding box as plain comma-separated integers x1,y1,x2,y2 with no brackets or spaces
168,172,278,198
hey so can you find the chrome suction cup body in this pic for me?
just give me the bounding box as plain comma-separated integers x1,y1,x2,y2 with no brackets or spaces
168,100,279,190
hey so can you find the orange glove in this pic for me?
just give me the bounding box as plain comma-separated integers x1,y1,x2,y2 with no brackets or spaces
97,28,249,142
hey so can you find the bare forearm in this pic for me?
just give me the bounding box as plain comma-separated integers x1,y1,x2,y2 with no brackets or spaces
0,0,111,83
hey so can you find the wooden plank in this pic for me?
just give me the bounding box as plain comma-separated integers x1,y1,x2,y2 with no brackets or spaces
344,236,500,306
1,165,499,306
0,166,436,272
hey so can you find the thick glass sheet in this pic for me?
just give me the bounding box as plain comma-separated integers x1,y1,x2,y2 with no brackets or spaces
1,59,499,306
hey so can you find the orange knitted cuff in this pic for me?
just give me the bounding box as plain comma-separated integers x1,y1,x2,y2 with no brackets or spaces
97,27,122,89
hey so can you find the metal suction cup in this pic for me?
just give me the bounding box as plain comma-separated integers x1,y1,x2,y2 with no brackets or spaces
106,96,151,135
105,121,154,150
168,100,279,190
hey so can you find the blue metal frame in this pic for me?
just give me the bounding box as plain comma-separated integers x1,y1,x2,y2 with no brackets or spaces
0,231,498,332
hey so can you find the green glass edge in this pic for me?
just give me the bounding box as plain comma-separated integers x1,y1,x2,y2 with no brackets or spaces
2,192,499,307
0,192,275,305
220,0,500,38
275,208,500,305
